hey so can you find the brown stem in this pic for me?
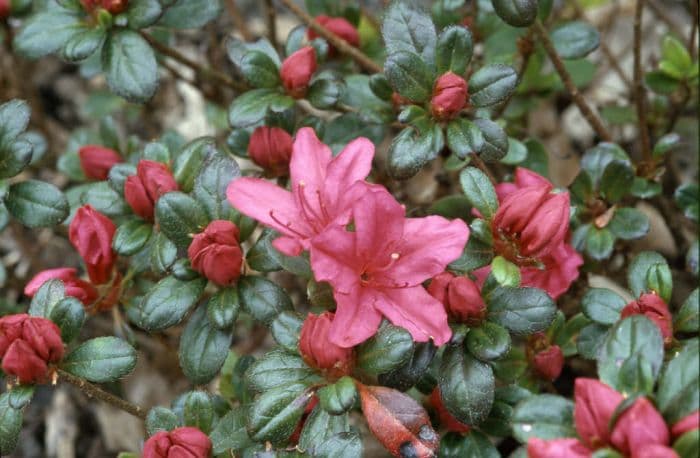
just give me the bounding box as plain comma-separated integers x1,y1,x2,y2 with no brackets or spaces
264,0,278,50
470,153,498,186
225,0,254,41
58,369,147,420
276,0,383,74
689,0,698,58
140,32,248,92
533,20,613,142
633,0,652,161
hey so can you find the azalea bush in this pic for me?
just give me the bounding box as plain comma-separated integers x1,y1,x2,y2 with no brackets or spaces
0,0,698,457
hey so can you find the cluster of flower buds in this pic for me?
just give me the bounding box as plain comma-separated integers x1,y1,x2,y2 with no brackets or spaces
80,0,129,14
527,332,564,381
307,15,360,55
298,312,354,378
280,46,317,98
427,272,486,326
79,144,123,180
142,427,211,458
621,293,673,345
248,126,293,177
430,72,469,119
188,220,244,286
0,314,64,384
124,160,178,221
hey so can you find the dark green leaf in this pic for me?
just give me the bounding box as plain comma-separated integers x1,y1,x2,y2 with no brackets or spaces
0,99,30,140
240,51,281,88
466,322,511,361
674,183,699,222
61,26,105,62
193,150,241,220
512,394,575,442
6,180,68,227
113,219,152,256
13,9,80,59
439,346,495,425
183,391,215,434
173,137,217,193
28,279,65,318
627,251,672,302
378,342,436,392
550,21,600,59
459,167,499,219
146,407,178,436
238,276,293,323
127,0,163,29
299,407,350,452
608,208,649,240
356,324,414,376
675,289,699,333
155,192,208,249
314,432,363,458
179,306,233,385
576,322,609,360
382,1,437,65
491,0,538,27
228,89,294,128
317,377,357,416
307,78,345,110
487,286,556,335
246,349,322,393
210,408,253,454
447,118,484,159
270,311,303,353
384,51,434,103
436,26,473,75
439,430,500,458
657,339,699,424
102,30,158,103
599,161,634,203
387,125,443,180
674,429,700,458
49,297,85,343
207,287,240,330
158,0,222,29
585,227,615,261
0,392,23,456
469,64,518,107
62,337,137,383
473,118,509,162
138,276,206,331
247,385,315,443
581,288,627,325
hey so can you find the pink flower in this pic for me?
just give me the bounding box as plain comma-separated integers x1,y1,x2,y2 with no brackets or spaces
280,46,317,98
310,188,469,347
24,267,98,306
307,15,360,56
633,445,679,458
431,72,468,119
298,312,353,377
620,293,673,346
527,438,591,458
671,410,699,438
519,242,583,299
574,378,624,449
610,397,670,456
143,427,211,458
227,127,374,257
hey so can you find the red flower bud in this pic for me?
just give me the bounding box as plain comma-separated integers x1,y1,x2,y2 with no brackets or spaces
248,126,293,177
527,438,590,458
307,15,360,56
24,267,98,306
78,145,123,181
280,46,317,98
671,410,699,438
69,205,117,285
621,293,673,346
143,427,212,458
101,0,128,14
532,345,564,381
429,387,470,433
430,72,468,119
427,272,486,325
188,220,243,286
0,0,11,18
299,312,353,377
124,160,178,221
610,397,669,456
0,314,64,384
574,378,624,449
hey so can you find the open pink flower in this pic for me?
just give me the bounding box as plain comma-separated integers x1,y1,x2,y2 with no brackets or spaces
227,127,374,257
527,438,591,458
310,188,469,347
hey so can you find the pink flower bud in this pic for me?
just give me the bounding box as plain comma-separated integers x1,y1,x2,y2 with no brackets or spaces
124,160,178,221
280,46,317,98
307,15,360,56
101,0,128,14
78,145,123,181
671,410,699,438
428,272,486,325
188,220,243,286
429,387,470,433
527,438,591,458
430,72,468,119
248,126,294,177
574,378,624,449
0,0,11,18
621,293,673,346
426,272,452,304
635,445,680,458
299,312,353,377
0,314,64,384
69,205,117,285
143,427,212,458
24,267,98,306
532,345,564,381
610,397,669,456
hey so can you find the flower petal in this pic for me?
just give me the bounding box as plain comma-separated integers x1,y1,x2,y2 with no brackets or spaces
324,137,374,207
329,287,383,348
352,187,404,261
310,225,361,293
290,127,332,193
272,236,305,257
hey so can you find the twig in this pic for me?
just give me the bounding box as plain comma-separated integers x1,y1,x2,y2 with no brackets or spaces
276,0,383,74
225,0,254,41
689,0,698,58
470,153,498,186
533,20,613,142
58,369,147,420
633,0,652,161
264,0,278,50
140,32,248,92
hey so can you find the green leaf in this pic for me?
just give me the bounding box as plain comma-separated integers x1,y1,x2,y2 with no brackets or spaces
49,297,86,343
439,346,495,425
675,289,699,333
0,392,23,456
660,35,694,79
61,26,105,62
382,1,437,65
550,21,600,59
436,26,473,75
62,337,137,383
491,0,538,27
299,407,350,452
356,324,414,376
645,70,680,94
491,256,520,287
28,279,65,318
113,219,152,256
512,394,576,442
172,137,216,193
78,181,130,218
487,286,556,335
378,342,436,392
146,407,178,436
5,180,68,228
226,37,281,69
501,138,528,165
597,316,664,394
627,251,672,302
585,226,615,261
193,150,241,220
210,408,253,455
657,339,699,424
473,118,509,162
581,143,631,186
228,88,294,128
247,385,315,443
183,391,215,434
307,74,345,110
317,377,357,415
207,287,240,330
127,0,163,29
599,161,634,203
459,167,498,219
246,349,322,393
240,51,281,88
581,288,627,325
576,322,609,360
652,133,682,158
154,192,208,249
102,30,158,103
0,99,30,141
384,51,434,103
447,118,484,159
158,0,223,29
138,276,207,331
466,322,511,361
439,430,500,458
469,64,518,107
674,183,698,222
674,429,700,458
0,137,33,179
270,311,303,353
149,232,177,274
238,276,293,324
387,124,443,180
179,306,233,385
314,432,363,458
608,208,649,240
13,9,80,59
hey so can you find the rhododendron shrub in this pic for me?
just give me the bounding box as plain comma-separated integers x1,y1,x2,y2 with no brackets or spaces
0,1,698,457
